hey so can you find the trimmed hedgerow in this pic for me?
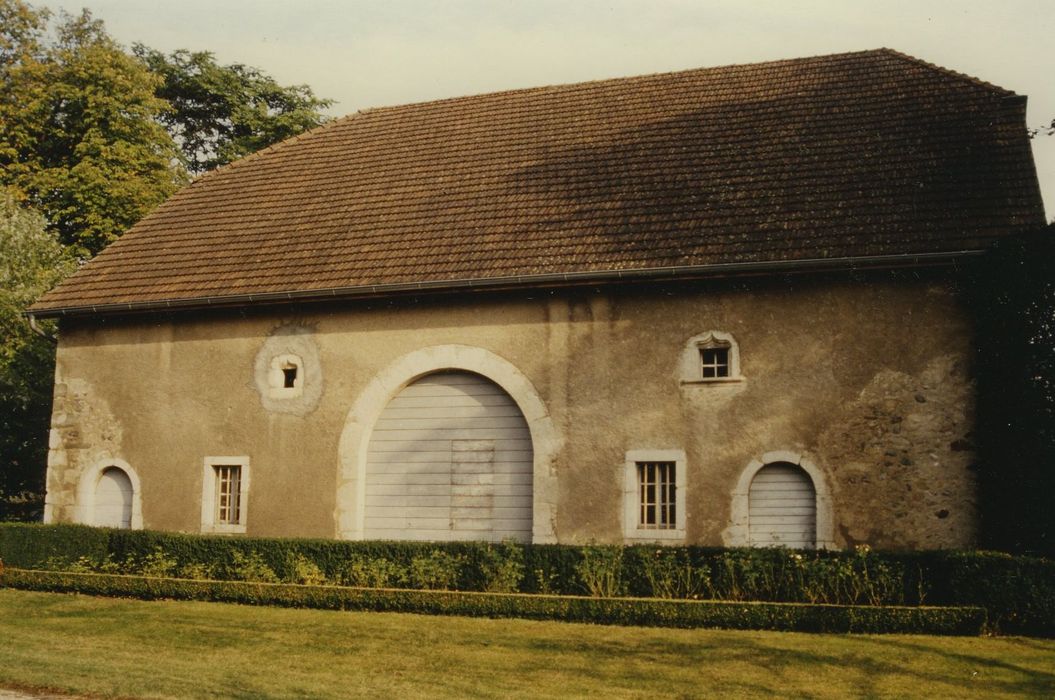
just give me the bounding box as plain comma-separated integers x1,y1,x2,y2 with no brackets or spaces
0,568,987,636
0,523,109,569
1,524,1051,636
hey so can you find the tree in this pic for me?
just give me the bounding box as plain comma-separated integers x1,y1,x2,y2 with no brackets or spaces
0,194,76,519
1028,119,1054,138
133,46,333,174
971,224,1055,557
0,1,333,519
0,1,186,258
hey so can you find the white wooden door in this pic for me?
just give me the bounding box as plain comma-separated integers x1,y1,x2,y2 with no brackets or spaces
94,467,133,529
748,462,816,548
364,371,533,542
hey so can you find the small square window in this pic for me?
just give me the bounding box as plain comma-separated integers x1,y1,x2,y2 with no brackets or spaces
681,331,742,384
700,347,730,378
282,366,298,388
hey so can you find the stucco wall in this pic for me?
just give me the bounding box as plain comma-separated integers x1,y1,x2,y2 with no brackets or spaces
44,273,977,549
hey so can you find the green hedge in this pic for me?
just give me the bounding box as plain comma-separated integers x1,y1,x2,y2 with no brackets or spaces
0,568,987,636
1,524,1051,636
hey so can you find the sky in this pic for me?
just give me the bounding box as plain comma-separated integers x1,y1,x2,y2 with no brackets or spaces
46,0,1055,219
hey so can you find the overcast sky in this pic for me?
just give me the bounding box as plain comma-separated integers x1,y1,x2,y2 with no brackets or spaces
47,0,1055,219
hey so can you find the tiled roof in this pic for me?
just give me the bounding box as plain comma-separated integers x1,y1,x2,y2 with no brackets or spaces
32,49,1045,315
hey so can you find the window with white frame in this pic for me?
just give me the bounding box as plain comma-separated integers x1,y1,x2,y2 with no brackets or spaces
214,465,242,525
680,331,742,384
637,461,677,529
624,449,686,541
201,456,249,534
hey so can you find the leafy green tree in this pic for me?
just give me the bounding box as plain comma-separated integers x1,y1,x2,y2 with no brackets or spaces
0,0,46,69
133,46,333,174
0,194,76,519
0,0,186,257
0,1,334,519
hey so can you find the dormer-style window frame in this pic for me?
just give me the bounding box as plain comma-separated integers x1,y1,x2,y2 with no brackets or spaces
680,330,743,384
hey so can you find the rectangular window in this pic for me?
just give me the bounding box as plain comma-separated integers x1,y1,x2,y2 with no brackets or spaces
201,456,249,534
624,449,686,542
214,465,242,525
638,461,676,529
700,347,730,378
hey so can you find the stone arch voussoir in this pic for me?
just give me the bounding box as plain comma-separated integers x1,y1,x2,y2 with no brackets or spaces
336,345,561,542
722,450,834,549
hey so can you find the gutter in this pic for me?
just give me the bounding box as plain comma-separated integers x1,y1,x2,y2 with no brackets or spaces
27,314,57,342
26,249,983,320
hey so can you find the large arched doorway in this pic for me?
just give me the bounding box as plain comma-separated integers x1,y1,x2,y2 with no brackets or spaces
93,466,134,529
748,462,816,548
363,370,534,542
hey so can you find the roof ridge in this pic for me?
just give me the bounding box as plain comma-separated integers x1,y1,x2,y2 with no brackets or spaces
357,48,891,117
877,48,1016,95
31,48,1042,316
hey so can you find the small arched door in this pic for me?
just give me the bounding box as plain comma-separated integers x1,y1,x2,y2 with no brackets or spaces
93,467,134,529
748,462,816,548
364,371,533,542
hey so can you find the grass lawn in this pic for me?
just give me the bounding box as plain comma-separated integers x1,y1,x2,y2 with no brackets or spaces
0,589,1052,699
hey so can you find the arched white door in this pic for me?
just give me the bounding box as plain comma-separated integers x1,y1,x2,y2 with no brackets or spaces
93,467,133,529
364,371,533,542
748,462,816,548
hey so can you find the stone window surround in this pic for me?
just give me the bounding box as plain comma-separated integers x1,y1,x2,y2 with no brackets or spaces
200,456,250,535
623,448,687,543
268,353,304,398
680,330,743,385
337,344,562,543
723,450,835,549
74,457,143,529
252,324,323,416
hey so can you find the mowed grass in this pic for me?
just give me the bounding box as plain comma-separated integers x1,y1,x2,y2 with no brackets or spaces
0,589,1053,699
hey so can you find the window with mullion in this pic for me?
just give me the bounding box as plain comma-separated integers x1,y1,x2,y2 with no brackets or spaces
638,461,676,529
700,347,730,378
214,465,241,525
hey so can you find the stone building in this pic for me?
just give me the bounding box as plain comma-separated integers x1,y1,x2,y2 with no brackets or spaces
29,49,1045,549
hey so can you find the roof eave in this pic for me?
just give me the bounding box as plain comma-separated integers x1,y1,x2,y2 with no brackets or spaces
26,250,984,321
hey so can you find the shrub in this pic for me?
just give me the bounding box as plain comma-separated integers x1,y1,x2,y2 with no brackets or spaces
282,553,328,586
0,568,988,636
139,547,179,578
337,555,407,588
226,551,279,584
640,548,711,599
576,545,624,597
1,525,1051,636
478,540,525,593
177,562,216,581
408,550,465,590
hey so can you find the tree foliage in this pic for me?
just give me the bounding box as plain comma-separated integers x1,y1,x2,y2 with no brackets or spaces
1028,119,1054,138
134,46,333,174
0,1,186,257
0,194,76,516
971,224,1055,557
0,0,334,520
